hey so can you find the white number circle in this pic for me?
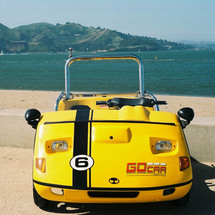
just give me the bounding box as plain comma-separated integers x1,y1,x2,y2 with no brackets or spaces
70,155,94,171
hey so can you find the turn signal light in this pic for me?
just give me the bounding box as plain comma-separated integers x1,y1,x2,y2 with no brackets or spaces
179,157,190,171
35,158,46,173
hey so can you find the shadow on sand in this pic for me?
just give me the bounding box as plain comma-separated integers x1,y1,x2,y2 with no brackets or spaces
41,159,215,215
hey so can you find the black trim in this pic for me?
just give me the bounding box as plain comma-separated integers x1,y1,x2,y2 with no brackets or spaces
163,188,175,196
44,120,176,126
33,179,192,191
72,109,90,189
88,191,139,198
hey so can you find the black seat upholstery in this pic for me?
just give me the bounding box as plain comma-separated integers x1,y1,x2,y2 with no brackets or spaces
110,98,149,108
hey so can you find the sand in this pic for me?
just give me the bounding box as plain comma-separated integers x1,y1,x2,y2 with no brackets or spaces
0,89,215,117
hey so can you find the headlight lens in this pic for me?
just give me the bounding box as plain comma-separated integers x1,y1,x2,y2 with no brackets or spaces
155,140,172,151
51,141,68,151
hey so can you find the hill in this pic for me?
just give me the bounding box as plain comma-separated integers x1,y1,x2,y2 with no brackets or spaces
0,22,194,53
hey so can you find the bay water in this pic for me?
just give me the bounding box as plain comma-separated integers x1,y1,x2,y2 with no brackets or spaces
0,50,214,97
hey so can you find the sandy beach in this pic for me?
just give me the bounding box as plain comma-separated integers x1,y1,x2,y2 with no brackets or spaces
1,89,215,117
0,90,215,214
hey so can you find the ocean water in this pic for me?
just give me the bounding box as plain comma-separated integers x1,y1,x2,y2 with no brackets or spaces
0,50,215,97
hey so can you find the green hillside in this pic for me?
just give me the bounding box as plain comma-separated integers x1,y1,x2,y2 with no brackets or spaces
0,22,193,53
0,23,21,40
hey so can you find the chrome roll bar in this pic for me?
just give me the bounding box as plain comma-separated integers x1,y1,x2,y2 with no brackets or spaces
64,54,144,99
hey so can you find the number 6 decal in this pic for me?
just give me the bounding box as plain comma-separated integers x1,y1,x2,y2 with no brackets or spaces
70,155,94,171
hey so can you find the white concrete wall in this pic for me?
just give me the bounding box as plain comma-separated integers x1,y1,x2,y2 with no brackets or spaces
0,110,214,162
185,124,215,163
0,110,35,148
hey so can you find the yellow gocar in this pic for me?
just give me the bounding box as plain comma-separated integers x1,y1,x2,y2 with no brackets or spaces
25,54,194,208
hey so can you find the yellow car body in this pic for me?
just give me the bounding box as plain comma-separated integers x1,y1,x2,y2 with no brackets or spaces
25,54,194,208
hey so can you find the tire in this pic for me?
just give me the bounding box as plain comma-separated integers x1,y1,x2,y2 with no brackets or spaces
33,186,48,208
174,192,190,205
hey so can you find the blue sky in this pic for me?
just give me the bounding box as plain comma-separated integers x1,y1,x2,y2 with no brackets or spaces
0,0,215,42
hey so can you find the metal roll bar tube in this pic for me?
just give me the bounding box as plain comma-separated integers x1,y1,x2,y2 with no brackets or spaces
64,54,144,99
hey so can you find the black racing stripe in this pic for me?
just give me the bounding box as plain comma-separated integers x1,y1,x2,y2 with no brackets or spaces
73,109,90,189
89,110,94,188
89,110,94,156
73,109,90,155
33,179,193,191
44,120,175,126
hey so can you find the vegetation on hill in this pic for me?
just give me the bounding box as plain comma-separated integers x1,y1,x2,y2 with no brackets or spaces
0,22,194,53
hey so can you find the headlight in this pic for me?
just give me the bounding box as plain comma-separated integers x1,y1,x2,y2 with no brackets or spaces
51,141,68,151
155,140,172,151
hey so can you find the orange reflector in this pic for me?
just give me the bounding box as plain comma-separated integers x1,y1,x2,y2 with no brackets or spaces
35,158,46,173
179,157,190,171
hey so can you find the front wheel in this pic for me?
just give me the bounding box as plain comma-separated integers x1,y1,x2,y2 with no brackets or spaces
33,186,48,208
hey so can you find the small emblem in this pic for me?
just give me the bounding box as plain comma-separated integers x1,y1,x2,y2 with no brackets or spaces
109,177,120,184
70,155,94,171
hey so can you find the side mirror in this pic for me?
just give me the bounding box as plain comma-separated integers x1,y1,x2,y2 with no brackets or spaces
177,107,194,129
25,109,41,129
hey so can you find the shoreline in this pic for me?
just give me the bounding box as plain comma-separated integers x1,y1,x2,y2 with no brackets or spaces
1,89,215,117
